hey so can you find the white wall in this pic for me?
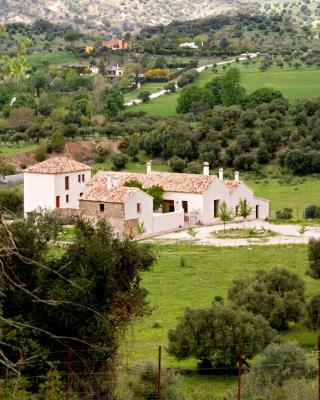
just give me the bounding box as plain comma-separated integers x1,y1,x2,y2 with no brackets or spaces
24,173,56,213
202,180,230,224
24,170,91,213
152,210,184,235
254,197,270,220
125,191,154,234
163,191,203,216
54,170,91,209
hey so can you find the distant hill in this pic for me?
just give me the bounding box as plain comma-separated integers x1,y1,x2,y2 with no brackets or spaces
0,0,287,34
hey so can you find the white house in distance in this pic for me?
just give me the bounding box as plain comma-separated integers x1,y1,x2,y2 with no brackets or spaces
24,157,91,213
180,42,199,49
23,157,269,238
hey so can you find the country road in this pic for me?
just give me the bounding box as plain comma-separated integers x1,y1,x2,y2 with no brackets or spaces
125,53,258,107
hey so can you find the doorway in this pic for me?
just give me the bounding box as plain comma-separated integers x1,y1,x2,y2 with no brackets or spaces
214,199,220,218
182,201,188,213
163,200,175,213
255,205,259,219
56,196,60,208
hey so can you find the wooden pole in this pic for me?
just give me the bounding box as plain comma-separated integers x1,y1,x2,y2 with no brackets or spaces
237,344,243,400
157,346,162,400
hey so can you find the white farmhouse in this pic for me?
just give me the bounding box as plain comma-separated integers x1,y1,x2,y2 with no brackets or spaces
180,42,199,49
24,157,91,213
89,66,99,74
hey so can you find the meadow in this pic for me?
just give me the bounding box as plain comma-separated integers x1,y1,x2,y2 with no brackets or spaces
128,59,320,116
27,50,75,67
121,243,318,397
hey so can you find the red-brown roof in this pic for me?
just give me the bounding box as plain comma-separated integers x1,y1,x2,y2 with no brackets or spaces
25,157,91,174
88,171,219,194
80,186,141,203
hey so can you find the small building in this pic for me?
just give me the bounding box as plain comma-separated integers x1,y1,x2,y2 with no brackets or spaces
89,66,99,74
104,39,128,50
180,42,199,49
24,157,91,214
79,175,154,237
106,65,123,77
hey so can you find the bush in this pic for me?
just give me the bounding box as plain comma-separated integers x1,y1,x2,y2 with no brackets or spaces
137,91,151,103
275,208,292,220
111,153,129,171
307,238,320,279
304,204,320,219
0,188,23,214
305,294,320,330
169,156,186,172
34,144,48,162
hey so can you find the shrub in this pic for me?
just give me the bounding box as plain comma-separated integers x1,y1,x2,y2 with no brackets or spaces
137,91,151,103
0,188,23,214
275,208,292,220
307,238,320,279
111,153,129,171
305,294,320,330
304,204,320,219
169,156,186,172
34,144,48,162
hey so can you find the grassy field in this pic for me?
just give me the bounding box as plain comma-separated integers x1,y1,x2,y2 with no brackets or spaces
27,50,75,67
122,243,318,397
129,59,320,116
244,174,320,219
124,82,168,102
1,143,37,157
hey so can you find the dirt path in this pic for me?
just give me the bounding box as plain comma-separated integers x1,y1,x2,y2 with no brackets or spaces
147,220,318,246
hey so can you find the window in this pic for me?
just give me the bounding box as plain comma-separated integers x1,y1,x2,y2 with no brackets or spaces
137,203,141,213
235,206,239,216
56,196,60,208
65,176,69,190
80,192,83,197
82,174,85,182
66,195,69,203
99,204,105,212
78,175,81,183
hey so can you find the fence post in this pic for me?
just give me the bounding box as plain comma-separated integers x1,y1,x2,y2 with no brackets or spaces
157,346,162,400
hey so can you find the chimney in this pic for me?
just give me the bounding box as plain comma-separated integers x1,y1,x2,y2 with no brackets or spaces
218,168,224,181
107,173,113,189
235,171,240,182
147,160,152,174
203,162,210,176
113,176,118,187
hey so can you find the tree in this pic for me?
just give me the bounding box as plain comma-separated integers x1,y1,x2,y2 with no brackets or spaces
246,88,283,108
228,268,305,330
220,68,246,106
104,87,124,118
238,198,252,228
146,185,164,211
49,130,65,153
170,156,187,172
0,187,23,214
242,341,313,396
64,30,80,47
168,303,275,370
305,294,320,330
176,84,213,114
219,201,233,231
111,153,129,170
137,91,151,103
307,238,320,279
0,214,155,398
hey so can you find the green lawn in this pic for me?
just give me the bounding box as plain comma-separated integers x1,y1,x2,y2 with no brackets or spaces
1,143,37,157
27,50,75,67
122,244,318,397
125,92,179,116
244,174,320,219
124,82,168,102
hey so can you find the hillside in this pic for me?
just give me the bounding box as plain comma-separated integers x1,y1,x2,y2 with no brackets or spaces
0,0,285,34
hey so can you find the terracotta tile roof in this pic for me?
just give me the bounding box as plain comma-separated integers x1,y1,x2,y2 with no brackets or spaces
25,157,91,174
223,180,242,192
81,186,140,203
88,171,219,194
